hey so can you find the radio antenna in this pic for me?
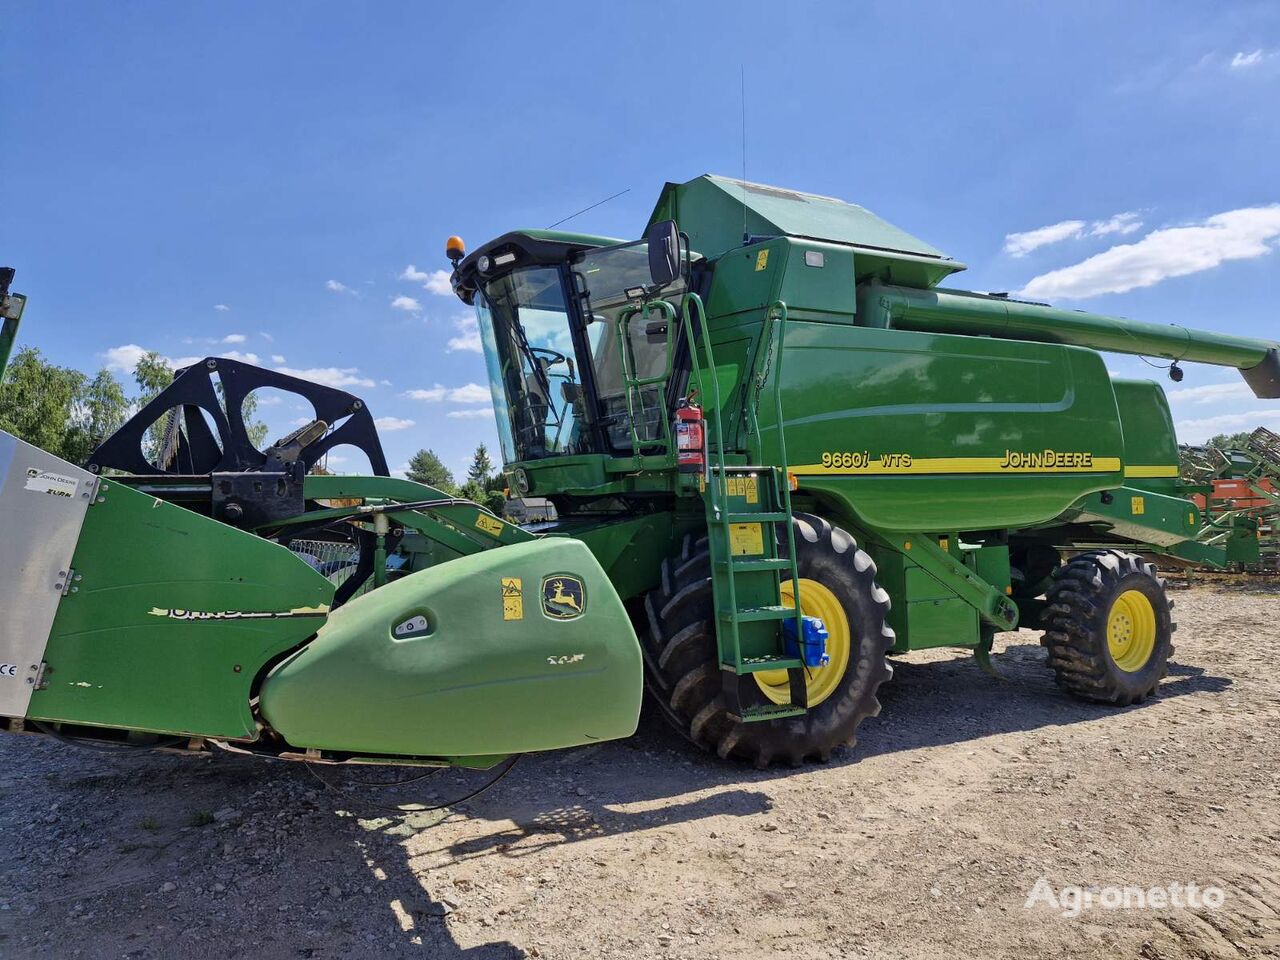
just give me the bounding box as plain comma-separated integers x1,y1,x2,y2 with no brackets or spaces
546,188,631,230
740,64,749,244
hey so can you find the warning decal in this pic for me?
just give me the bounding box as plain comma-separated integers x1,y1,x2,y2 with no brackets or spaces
476,514,504,537
501,577,523,621
729,523,765,557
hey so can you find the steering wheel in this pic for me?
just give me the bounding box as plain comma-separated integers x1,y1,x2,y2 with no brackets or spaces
529,347,569,368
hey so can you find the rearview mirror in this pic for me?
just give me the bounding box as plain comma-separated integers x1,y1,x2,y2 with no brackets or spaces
646,219,680,288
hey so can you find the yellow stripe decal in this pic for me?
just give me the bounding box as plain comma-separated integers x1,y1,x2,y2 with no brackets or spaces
1123,465,1180,479
791,456,1123,477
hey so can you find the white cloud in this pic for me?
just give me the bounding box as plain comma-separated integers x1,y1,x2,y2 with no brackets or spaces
270,354,286,364
399,264,453,295
326,279,355,294
1089,212,1143,237
402,382,490,403
373,416,416,432
423,269,453,296
102,344,262,374
1230,50,1264,69
214,304,230,312
1004,220,1085,257
1176,408,1280,443
1166,380,1254,406
447,312,482,353
403,385,446,402
1004,211,1146,257
1020,204,1280,299
390,295,422,313
219,350,261,365
102,344,151,373
448,382,491,403
221,333,247,344
446,408,492,419
274,366,376,389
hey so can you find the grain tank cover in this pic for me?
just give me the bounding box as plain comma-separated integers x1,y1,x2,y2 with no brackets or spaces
648,175,965,288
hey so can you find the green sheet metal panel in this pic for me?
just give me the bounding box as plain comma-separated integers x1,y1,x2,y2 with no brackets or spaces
259,538,642,759
876,554,981,651
1067,486,1200,547
1113,378,1182,492
649,175,964,288
30,482,334,738
764,323,1126,532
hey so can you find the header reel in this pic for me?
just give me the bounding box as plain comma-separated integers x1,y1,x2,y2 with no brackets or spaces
90,357,390,529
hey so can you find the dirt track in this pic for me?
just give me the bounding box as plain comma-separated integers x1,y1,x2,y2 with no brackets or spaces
2,582,1278,959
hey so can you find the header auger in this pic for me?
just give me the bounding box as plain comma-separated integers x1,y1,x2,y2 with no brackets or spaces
3,174,1278,769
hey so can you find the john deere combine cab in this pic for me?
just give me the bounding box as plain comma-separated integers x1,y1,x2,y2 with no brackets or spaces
3,176,1279,768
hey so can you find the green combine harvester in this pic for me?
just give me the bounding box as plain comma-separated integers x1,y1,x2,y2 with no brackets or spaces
2,177,1279,769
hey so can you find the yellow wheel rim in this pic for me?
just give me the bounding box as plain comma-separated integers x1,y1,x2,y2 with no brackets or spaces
754,578,851,708
1107,589,1157,672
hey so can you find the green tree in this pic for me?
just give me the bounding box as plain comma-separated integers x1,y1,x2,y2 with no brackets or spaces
133,352,175,464
133,351,173,405
0,347,83,458
239,391,269,449
63,368,129,465
485,489,507,515
405,448,457,492
460,477,505,515
467,442,495,486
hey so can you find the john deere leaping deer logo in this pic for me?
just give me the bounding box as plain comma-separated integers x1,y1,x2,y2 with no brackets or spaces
541,575,586,620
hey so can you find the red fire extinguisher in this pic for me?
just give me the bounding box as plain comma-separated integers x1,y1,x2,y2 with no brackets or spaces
675,399,705,474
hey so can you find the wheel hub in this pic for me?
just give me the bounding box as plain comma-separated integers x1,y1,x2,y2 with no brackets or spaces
755,578,851,707
1107,589,1156,673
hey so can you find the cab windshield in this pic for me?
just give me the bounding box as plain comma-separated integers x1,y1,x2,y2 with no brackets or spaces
477,266,586,463
474,241,685,464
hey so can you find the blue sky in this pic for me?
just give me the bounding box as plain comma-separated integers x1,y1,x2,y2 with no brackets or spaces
3,1,1279,478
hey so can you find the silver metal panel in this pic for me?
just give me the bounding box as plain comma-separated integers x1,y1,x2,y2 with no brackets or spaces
0,431,96,717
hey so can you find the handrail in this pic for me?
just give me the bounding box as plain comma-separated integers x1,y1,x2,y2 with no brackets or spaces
680,292,727,514
764,300,804,645
614,299,678,463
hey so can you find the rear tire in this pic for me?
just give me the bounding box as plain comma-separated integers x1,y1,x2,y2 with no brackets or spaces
1042,549,1175,705
642,512,894,767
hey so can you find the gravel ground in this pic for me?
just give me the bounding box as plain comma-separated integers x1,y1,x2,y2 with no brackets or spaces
2,582,1278,959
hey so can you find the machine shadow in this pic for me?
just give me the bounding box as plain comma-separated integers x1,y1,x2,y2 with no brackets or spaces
353,640,1230,877
149,637,1225,958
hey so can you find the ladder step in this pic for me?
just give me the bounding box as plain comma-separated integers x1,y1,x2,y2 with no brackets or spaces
719,605,797,623
715,558,794,573
729,656,806,674
723,511,789,523
732,703,807,723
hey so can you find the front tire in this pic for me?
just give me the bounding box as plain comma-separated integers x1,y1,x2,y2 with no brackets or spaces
1042,549,1175,705
642,513,894,767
